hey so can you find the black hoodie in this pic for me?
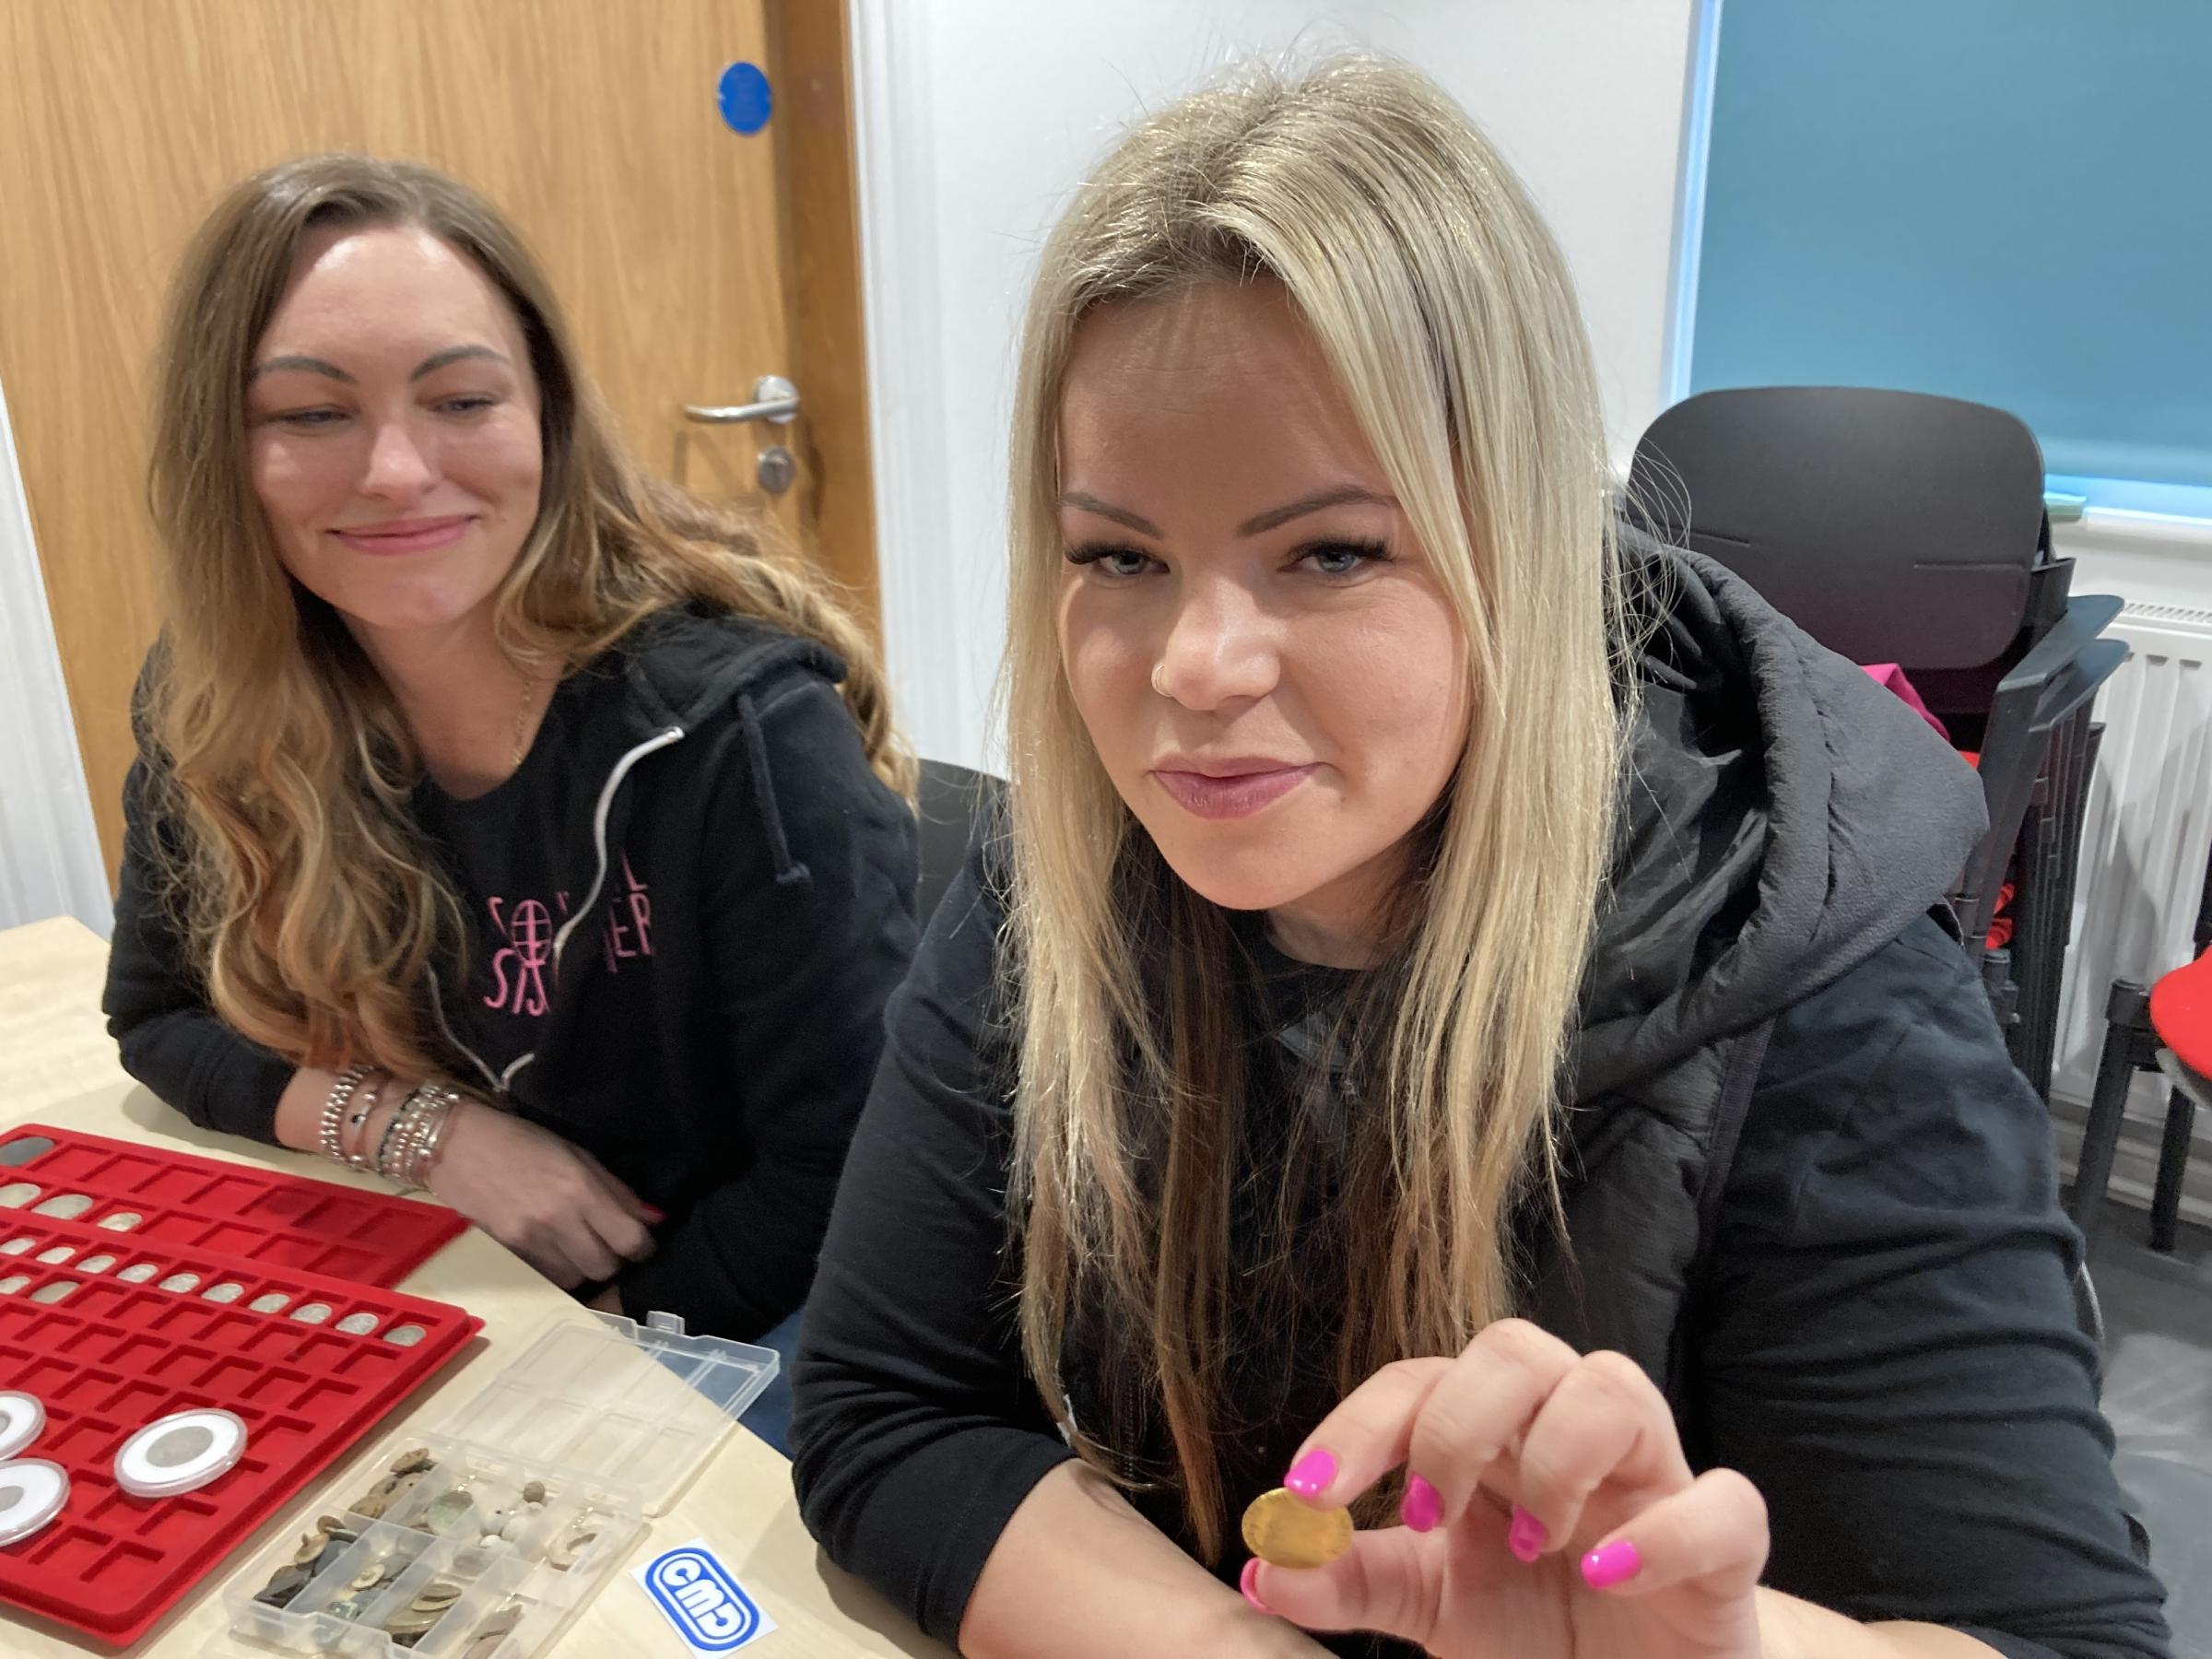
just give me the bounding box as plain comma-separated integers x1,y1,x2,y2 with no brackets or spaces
789,548,2168,1657
104,610,919,1341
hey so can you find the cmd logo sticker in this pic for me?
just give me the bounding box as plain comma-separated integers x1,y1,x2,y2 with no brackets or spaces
636,1539,778,1653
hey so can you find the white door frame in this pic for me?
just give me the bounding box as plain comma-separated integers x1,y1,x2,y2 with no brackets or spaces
0,374,111,935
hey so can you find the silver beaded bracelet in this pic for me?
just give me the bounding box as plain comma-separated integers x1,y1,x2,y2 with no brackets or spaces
375,1082,461,1192
371,1084,429,1180
317,1065,373,1164
405,1088,459,1187
341,1073,387,1170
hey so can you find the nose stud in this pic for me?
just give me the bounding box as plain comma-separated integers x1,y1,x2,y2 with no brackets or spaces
1150,664,1169,698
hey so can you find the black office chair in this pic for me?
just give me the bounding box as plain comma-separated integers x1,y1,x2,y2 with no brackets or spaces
914,759,1002,930
1628,387,2126,1101
2070,849,2212,1253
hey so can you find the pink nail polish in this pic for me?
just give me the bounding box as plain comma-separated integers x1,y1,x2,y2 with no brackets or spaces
1240,1557,1273,1615
1401,1473,1441,1533
1581,1540,1642,1590
641,1205,667,1224
1283,1447,1337,1499
1509,1505,1548,1563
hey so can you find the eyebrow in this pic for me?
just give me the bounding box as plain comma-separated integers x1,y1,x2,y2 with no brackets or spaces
245,344,511,385
409,344,511,381
1236,486,1398,535
1058,491,1160,537
248,354,355,385
1058,484,1399,540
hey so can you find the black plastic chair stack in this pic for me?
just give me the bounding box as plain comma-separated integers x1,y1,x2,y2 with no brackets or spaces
1628,386,2126,1100
2069,851,2212,1253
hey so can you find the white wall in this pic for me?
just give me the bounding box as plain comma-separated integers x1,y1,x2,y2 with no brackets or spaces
0,377,111,936
850,0,1705,771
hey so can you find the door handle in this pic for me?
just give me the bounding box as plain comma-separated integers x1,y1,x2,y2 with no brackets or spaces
683,374,800,426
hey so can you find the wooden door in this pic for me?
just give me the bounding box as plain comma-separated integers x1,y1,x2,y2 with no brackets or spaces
0,0,875,878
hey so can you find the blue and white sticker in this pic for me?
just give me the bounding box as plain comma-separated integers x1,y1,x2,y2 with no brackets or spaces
716,61,772,135
634,1538,778,1653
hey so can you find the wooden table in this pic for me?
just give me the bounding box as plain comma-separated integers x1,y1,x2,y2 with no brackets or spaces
0,917,953,1658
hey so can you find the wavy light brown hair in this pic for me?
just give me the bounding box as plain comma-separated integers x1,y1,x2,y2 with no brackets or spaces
145,154,908,1082
1003,57,1635,1559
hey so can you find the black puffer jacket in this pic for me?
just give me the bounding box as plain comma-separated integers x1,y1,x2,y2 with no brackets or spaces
792,547,2169,1657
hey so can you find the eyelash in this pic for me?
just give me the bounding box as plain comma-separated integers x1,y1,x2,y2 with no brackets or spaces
1063,537,1391,580
265,394,498,429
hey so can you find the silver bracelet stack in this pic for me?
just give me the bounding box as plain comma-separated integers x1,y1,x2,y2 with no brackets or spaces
317,1065,373,1163
374,1082,462,1192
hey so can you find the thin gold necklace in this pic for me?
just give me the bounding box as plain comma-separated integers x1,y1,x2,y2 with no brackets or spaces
509,674,536,771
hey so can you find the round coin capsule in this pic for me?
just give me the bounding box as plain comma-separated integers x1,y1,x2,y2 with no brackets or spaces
0,1460,69,1546
113,1407,248,1499
0,1393,44,1461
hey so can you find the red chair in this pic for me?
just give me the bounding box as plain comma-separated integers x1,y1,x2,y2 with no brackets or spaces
2071,906,2212,1253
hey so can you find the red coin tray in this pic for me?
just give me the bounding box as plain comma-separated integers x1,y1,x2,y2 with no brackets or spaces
0,1123,465,1287
0,1203,480,1645
0,1126,484,1647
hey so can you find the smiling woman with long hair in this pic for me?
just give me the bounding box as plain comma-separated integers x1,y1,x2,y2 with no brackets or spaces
104,159,918,1442
788,57,2168,1659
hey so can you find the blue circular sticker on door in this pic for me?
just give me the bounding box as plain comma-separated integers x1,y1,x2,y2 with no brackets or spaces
717,61,772,135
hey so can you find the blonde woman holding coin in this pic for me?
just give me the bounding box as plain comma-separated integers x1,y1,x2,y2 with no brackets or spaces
790,56,2167,1659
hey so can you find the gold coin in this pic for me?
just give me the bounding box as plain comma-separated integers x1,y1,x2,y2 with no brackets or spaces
1240,1487,1354,1570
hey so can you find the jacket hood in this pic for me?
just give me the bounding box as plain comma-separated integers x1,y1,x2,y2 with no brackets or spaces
1571,535,1987,1100
609,606,848,737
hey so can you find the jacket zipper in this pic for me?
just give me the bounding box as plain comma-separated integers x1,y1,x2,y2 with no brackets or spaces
430,723,688,1097
552,724,686,971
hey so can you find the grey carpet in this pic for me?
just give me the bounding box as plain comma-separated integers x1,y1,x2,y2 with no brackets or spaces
2085,1198,2212,1657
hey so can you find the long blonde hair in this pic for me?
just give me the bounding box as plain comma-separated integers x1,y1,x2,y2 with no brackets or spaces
146,154,909,1082
1004,57,1633,1558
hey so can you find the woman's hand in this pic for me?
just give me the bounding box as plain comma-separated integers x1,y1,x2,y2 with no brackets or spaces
1245,1319,1768,1659
425,1098,660,1289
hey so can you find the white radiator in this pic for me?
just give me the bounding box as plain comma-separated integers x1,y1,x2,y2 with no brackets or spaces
2051,602,2212,1226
